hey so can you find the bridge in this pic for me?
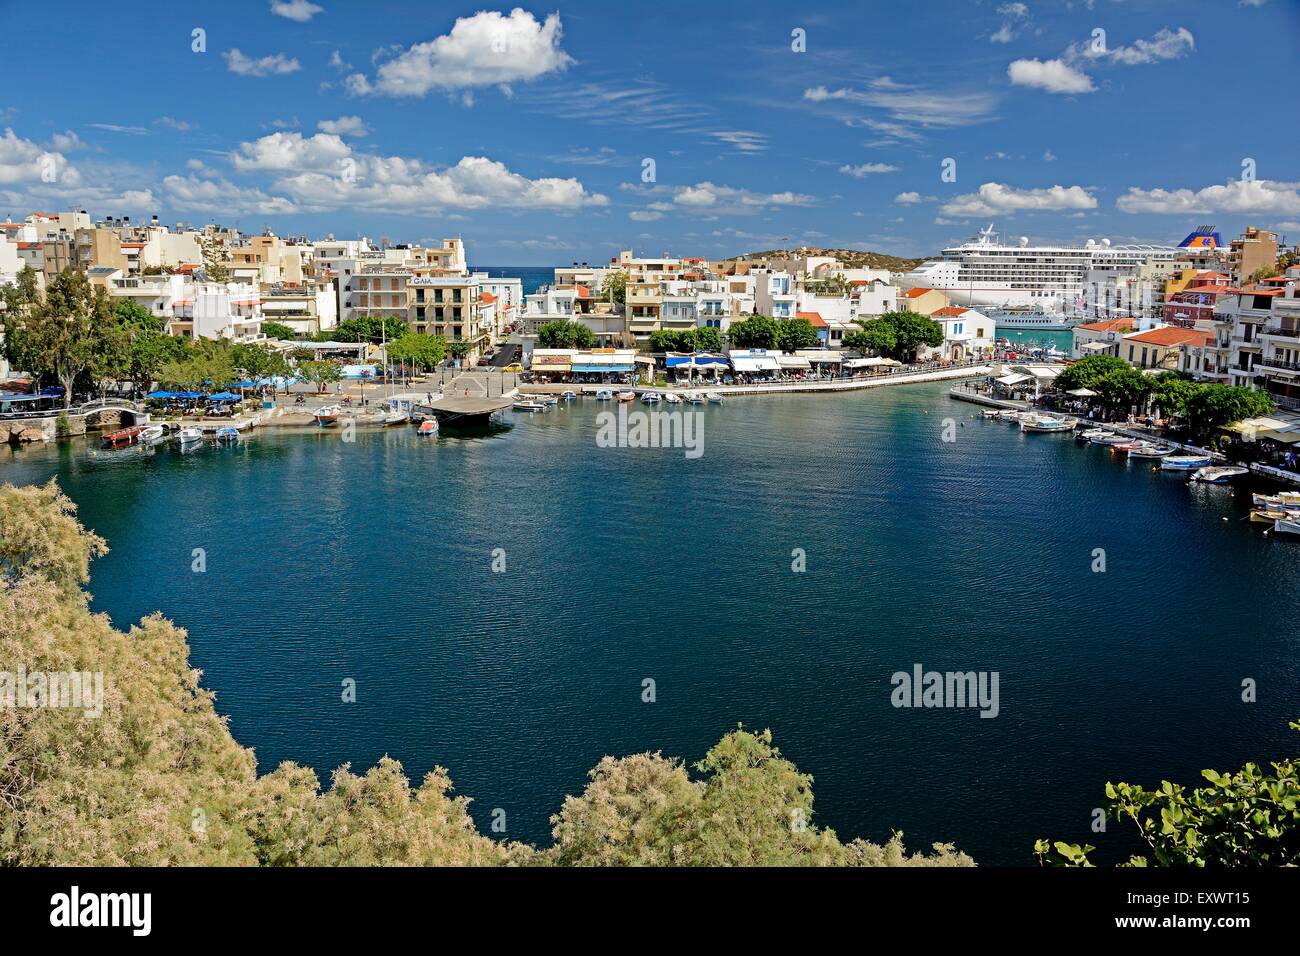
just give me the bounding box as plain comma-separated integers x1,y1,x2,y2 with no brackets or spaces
0,397,147,422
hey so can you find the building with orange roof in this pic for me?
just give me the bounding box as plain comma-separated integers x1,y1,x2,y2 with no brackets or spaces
1071,317,1137,359
899,286,949,316
1120,325,1212,371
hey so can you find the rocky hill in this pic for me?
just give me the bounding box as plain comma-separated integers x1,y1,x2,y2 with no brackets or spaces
727,247,925,273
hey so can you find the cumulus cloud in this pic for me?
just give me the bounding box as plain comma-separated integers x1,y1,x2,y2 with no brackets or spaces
941,182,1098,217
629,211,662,221
317,115,369,137
0,128,78,186
671,181,813,209
224,49,302,77
895,192,934,204
1116,179,1300,216
347,10,572,97
270,0,322,22
48,130,88,152
163,174,298,215
222,132,607,213
1007,58,1095,94
839,163,899,177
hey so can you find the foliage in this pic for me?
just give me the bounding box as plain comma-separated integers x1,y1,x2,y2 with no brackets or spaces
774,317,821,353
843,319,897,355
1090,366,1152,416
447,340,472,360
597,270,628,305
386,333,448,371
199,235,232,283
692,326,724,352
1036,720,1300,867
296,360,343,391
1185,384,1273,441
876,310,944,360
332,316,409,344
727,315,779,350
0,483,975,867
260,321,298,341
1054,355,1132,392
537,320,596,350
648,328,724,354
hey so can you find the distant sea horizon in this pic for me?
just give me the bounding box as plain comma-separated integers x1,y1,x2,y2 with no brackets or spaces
470,265,555,296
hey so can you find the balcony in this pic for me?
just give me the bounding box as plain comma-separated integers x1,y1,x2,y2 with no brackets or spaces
1262,325,1300,339
1257,356,1300,374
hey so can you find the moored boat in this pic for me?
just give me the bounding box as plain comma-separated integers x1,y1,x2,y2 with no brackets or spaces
314,405,341,427
1273,516,1300,535
417,419,438,436
686,392,706,405
706,392,724,404
1253,490,1300,508
616,391,636,403
1251,507,1291,524
641,391,661,404
560,390,577,401
1127,443,1175,459
1191,465,1248,483
176,426,203,445
594,389,613,401
664,392,683,404
378,409,410,426
102,426,144,449
139,424,166,444
215,427,239,443
513,400,546,412
1021,417,1072,433
1160,454,1213,471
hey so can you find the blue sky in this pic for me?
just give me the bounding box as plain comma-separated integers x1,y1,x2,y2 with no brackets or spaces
2,0,1298,263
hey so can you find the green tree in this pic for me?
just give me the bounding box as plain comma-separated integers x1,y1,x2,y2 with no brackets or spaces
199,234,232,283
1092,366,1152,417
727,315,779,350
879,310,944,362
692,326,723,352
597,270,628,305
260,321,298,340
1036,719,1300,867
447,340,472,362
537,320,595,349
1054,354,1132,392
297,360,343,393
843,319,897,356
386,333,448,372
774,317,821,353
333,316,409,344
1185,384,1273,442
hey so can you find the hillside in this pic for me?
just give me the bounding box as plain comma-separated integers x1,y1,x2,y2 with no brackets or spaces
728,247,926,273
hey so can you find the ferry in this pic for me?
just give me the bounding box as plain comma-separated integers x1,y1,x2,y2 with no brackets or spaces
897,225,1217,313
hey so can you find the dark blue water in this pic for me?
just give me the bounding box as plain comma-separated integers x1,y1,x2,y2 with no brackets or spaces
471,266,553,295
2,383,1295,865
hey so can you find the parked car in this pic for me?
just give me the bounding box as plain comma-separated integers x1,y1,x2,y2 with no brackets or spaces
503,363,524,373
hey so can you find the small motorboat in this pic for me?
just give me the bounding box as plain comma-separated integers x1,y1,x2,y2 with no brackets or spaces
1021,417,1072,433
982,409,1002,418
176,427,203,445
1251,507,1291,524
417,419,438,436
513,400,546,412
616,391,636,403
1253,491,1300,507
706,392,724,404
1127,443,1174,459
595,389,614,401
1160,454,1214,471
1110,440,1142,454
664,392,683,405
315,405,341,427
102,426,144,449
1191,465,1248,483
215,427,239,443
1082,430,1123,444
641,391,661,404
139,424,166,444
1273,516,1300,535
378,409,410,426
685,392,706,405
560,390,577,401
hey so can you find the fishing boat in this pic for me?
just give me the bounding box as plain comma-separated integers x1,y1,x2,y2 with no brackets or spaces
417,419,438,436
641,391,661,404
982,409,1002,418
314,405,341,427
1083,430,1124,445
513,400,546,412
1021,417,1072,433
1127,443,1174,459
101,426,144,449
706,392,724,404
1160,454,1213,471
378,409,410,426
1253,491,1300,508
616,391,636,403
560,390,577,401
176,427,203,445
1109,440,1142,454
686,392,706,405
1273,516,1300,535
139,424,166,444
1190,465,1248,483
594,389,614,401
215,427,239,443
664,392,683,404
1251,507,1290,524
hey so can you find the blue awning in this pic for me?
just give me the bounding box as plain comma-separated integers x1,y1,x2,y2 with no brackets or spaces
0,393,51,403
572,364,634,373
206,391,241,402
665,355,692,367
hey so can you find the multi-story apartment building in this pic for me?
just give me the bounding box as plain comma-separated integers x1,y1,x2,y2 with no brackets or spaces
1230,227,1278,282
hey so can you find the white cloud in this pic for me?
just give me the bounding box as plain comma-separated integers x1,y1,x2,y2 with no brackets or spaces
839,163,899,177
671,182,813,210
991,2,1028,43
270,0,323,22
224,49,302,77
49,130,88,152
328,49,350,71
224,132,607,213
0,128,78,186
804,80,998,128
895,192,934,205
1116,179,1300,215
629,211,662,221
155,116,193,132
941,182,1098,217
163,174,298,215
1007,58,1095,94
317,115,369,137
87,123,150,135
1083,27,1195,66
347,10,572,97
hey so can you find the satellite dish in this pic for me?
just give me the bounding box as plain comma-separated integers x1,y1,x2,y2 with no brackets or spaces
1101,238,1111,247
1085,239,1096,248
1019,236,1029,247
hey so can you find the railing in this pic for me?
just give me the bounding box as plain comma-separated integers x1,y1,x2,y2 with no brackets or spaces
1258,357,1300,372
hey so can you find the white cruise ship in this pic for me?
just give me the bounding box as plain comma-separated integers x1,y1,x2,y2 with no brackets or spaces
897,225,1200,320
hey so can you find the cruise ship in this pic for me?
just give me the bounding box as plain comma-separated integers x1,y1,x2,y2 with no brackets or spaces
897,226,1215,322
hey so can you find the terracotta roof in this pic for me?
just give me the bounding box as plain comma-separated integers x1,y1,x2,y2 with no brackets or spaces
903,287,933,298
932,306,969,317
1076,318,1136,333
479,291,496,304
0,222,24,229
16,242,40,249
796,311,827,327
1125,327,1211,347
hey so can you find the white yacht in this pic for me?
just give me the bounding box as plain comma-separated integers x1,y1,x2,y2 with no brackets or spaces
897,225,1205,316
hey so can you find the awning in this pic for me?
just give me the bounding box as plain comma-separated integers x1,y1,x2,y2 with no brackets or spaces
1224,415,1300,443
572,364,633,373
798,350,843,363
731,356,780,372
1066,387,1098,397
845,357,887,368
206,391,241,402
1079,341,1113,352
534,363,571,373
777,355,811,369
996,374,1032,386
1024,366,1061,379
